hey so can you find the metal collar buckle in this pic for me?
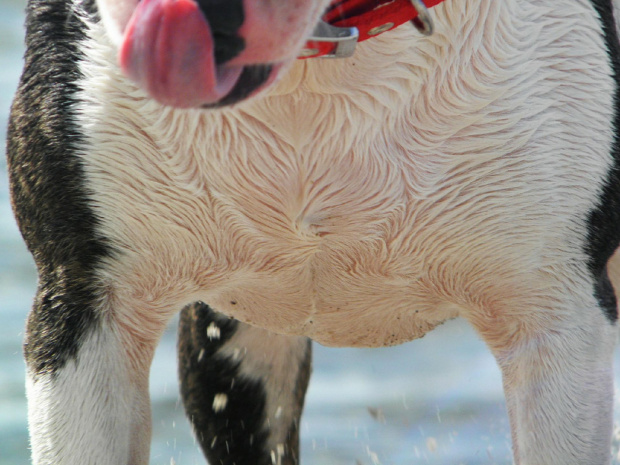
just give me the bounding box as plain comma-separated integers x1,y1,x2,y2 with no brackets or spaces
305,20,359,58
304,0,435,59
410,0,434,35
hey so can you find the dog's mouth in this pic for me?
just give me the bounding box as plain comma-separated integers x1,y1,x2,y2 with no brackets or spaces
119,0,310,108
199,64,275,108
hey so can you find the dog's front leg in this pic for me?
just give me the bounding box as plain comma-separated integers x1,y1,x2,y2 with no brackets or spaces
471,288,616,465
178,303,312,465
24,276,164,465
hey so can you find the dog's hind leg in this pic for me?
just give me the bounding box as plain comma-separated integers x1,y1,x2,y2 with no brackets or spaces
469,287,617,465
178,302,312,465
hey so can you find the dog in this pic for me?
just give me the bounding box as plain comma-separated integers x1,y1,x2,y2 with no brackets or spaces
7,0,620,463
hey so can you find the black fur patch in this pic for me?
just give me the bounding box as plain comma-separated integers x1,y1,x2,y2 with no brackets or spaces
195,0,245,65
586,0,620,322
6,0,111,376
178,303,272,465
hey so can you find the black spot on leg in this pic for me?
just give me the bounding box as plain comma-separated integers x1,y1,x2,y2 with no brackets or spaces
178,303,272,465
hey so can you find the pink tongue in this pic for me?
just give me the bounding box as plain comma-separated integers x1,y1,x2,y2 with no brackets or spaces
119,0,243,108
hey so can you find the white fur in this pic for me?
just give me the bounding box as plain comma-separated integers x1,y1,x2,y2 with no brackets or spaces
95,0,137,46
27,323,153,464
26,0,620,463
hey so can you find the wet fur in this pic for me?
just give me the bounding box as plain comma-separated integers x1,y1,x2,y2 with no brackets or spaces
7,0,620,464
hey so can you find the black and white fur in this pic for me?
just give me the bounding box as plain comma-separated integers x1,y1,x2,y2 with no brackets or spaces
7,0,620,463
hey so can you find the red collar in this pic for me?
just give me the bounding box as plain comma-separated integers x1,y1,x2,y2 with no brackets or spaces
299,0,445,59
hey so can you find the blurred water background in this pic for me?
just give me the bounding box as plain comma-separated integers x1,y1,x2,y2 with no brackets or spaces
3,1,620,463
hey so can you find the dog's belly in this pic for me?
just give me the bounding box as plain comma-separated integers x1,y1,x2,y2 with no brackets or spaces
81,95,489,347
94,133,460,347
191,194,463,347
79,97,575,347
200,253,456,348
